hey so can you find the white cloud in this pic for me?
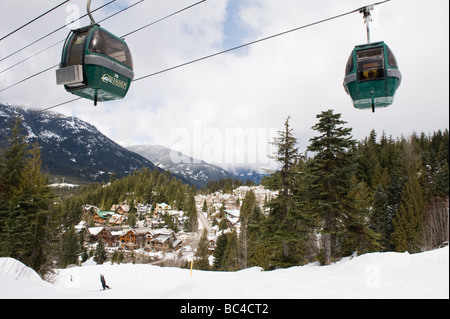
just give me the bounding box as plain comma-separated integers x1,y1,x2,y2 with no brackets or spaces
1,0,448,170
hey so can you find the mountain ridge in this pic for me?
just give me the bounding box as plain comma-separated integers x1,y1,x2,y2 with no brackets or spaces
127,144,233,187
0,104,158,183
1,104,266,186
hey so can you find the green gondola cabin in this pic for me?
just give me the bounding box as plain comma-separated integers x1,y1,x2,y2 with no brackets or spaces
56,24,134,105
343,41,401,112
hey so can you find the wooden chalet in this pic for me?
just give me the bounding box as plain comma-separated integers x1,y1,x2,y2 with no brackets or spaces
84,226,123,247
93,211,114,226
111,204,130,215
118,227,152,249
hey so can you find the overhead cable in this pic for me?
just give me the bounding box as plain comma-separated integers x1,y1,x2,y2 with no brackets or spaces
0,0,209,91
134,0,391,82
0,0,117,63
0,0,70,42
0,0,144,74
35,0,391,112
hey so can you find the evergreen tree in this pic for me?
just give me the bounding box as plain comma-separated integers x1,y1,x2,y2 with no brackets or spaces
213,233,229,270
93,238,107,264
342,178,382,255
184,193,198,232
81,247,89,263
306,110,357,265
265,116,300,219
238,190,256,269
260,116,316,268
222,230,240,271
0,117,58,276
195,229,211,270
59,228,80,268
391,174,425,252
370,184,392,250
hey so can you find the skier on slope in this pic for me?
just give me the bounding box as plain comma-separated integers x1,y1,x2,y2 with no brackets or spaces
100,274,110,290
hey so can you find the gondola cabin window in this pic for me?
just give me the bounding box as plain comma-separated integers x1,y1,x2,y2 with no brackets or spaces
68,31,89,66
89,28,133,69
357,47,385,81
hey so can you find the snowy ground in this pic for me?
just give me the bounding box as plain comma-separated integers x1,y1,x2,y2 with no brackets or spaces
0,247,448,299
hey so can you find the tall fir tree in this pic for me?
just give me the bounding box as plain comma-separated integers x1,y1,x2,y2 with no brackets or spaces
306,110,357,265
238,190,256,269
195,229,211,270
93,238,107,264
213,233,229,270
221,230,240,271
184,192,198,232
261,116,312,268
370,184,392,250
0,117,57,276
391,173,425,252
59,227,81,268
342,177,382,255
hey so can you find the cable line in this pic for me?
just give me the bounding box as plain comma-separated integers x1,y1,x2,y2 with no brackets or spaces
134,0,391,82
34,0,391,112
0,64,59,93
0,0,117,63
0,0,70,42
41,97,83,112
0,0,144,74
122,0,207,38
0,0,209,91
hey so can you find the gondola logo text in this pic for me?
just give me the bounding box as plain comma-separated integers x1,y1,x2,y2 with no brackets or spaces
101,74,128,90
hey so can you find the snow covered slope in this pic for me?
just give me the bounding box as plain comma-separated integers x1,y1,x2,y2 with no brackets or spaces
1,247,448,299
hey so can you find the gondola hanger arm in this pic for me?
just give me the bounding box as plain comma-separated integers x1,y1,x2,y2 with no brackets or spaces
87,0,97,25
360,6,374,43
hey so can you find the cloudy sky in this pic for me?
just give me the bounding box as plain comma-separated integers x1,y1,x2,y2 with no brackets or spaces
0,0,448,171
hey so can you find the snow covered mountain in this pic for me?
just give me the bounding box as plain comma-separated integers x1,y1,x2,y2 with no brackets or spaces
0,104,157,182
127,144,233,187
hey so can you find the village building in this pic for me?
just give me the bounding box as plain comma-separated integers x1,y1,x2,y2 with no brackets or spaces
144,229,182,252
83,226,123,247
93,211,114,226
195,186,277,216
82,204,99,214
136,203,152,215
108,214,126,226
119,227,152,250
225,209,240,228
111,204,130,215
153,203,171,219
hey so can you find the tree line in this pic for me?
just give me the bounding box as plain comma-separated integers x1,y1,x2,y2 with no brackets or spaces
196,110,449,271
1,110,448,277
0,117,199,275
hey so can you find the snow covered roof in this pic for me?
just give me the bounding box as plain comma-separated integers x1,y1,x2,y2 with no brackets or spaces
151,234,172,243
224,209,240,218
86,227,104,236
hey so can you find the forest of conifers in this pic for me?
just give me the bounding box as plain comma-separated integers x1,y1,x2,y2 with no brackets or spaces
1,110,449,276
207,110,449,271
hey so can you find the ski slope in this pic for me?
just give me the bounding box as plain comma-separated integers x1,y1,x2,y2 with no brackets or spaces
1,247,448,299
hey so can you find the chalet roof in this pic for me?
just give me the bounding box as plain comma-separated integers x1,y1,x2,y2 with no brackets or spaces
156,203,171,209
173,239,182,247
86,227,104,236
151,234,172,243
111,204,130,212
97,211,114,219
145,229,174,237
131,227,153,235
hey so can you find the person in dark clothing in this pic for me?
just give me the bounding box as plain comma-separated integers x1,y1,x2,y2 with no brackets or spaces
100,274,110,290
